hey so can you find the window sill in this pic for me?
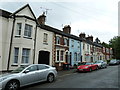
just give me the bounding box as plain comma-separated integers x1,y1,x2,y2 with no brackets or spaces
43,42,48,45
55,61,64,63
11,64,18,66
20,63,29,66
15,35,21,38
55,44,60,45
23,36,32,39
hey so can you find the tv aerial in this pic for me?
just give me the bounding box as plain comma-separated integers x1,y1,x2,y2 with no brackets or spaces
40,7,52,15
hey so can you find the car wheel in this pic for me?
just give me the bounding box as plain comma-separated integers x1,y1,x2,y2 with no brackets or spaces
89,68,92,72
47,74,54,83
96,66,99,70
5,80,20,90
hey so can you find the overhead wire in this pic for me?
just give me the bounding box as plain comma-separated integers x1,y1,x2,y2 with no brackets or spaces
50,2,115,23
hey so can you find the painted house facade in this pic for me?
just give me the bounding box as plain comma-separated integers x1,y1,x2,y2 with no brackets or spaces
69,37,81,66
79,33,91,62
0,4,113,71
0,4,37,71
0,4,55,71
35,14,54,66
0,9,12,71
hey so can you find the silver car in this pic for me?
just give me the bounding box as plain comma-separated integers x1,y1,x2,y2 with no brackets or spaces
0,64,57,90
94,60,107,69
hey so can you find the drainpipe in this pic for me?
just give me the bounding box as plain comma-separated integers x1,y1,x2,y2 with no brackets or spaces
7,16,16,71
33,23,37,64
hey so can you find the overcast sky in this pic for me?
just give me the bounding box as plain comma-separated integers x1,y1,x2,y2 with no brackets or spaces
0,0,119,43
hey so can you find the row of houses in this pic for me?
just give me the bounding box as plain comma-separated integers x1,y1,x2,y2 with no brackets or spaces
0,4,113,71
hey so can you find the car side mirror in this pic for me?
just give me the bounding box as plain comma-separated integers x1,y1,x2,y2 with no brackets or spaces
24,70,30,73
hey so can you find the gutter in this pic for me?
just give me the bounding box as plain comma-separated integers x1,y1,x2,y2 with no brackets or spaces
33,23,37,64
7,16,16,71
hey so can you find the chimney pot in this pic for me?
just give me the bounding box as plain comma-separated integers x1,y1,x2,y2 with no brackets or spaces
37,13,46,25
86,35,93,42
79,32,86,38
63,25,71,34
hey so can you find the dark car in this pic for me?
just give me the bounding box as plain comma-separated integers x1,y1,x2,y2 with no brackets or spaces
109,59,119,65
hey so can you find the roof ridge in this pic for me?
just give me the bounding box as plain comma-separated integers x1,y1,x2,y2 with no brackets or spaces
10,4,36,19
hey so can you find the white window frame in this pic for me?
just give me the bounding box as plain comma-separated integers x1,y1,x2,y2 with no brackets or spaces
24,24,32,38
21,48,30,64
16,23,22,36
56,36,60,45
43,33,48,43
64,38,68,46
60,51,64,61
56,50,59,61
13,47,19,64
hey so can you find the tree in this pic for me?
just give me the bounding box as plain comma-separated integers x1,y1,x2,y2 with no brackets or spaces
109,36,120,59
102,42,109,48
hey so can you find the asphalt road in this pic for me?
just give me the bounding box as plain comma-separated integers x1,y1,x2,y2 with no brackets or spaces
22,65,119,89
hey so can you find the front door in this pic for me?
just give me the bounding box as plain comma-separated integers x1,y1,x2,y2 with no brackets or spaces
38,51,50,65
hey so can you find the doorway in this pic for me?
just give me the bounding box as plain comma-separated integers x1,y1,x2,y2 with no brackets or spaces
38,51,50,65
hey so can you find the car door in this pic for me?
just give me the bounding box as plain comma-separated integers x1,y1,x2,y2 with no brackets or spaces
37,65,50,81
20,65,39,86
91,63,96,70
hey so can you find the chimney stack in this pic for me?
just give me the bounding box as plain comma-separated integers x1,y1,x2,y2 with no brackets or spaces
86,35,93,42
79,33,86,38
63,25,71,34
37,12,46,25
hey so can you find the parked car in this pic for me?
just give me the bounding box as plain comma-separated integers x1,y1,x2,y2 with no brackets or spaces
94,60,107,69
77,62,98,72
109,59,119,65
117,59,120,64
0,64,57,90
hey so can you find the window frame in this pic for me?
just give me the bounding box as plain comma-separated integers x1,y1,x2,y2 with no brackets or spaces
64,38,68,46
21,48,30,64
16,23,22,37
43,33,48,44
13,47,19,64
60,51,64,61
24,24,32,38
56,36,60,45
57,50,59,61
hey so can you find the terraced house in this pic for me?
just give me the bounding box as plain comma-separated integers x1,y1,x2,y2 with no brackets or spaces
0,4,58,71
0,4,113,71
0,4,37,71
69,36,82,66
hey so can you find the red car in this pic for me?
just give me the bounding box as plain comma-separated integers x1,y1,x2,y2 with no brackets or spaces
77,62,98,72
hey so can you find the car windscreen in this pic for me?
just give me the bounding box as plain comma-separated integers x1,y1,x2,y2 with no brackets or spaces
11,65,29,73
85,63,92,65
110,60,116,62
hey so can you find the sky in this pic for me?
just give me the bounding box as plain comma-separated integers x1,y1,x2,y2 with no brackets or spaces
0,0,119,43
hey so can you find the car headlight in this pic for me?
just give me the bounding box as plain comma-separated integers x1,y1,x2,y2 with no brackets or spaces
0,77,8,82
85,66,89,68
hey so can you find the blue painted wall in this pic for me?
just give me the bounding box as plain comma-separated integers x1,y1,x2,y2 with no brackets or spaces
69,38,82,66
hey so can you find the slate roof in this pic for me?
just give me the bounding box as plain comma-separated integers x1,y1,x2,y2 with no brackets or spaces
38,24,83,41
0,9,12,18
0,4,103,48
